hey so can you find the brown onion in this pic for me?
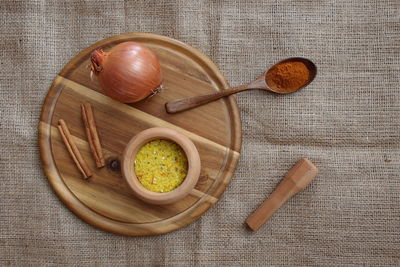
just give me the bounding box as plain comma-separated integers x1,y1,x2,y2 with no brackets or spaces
90,42,162,103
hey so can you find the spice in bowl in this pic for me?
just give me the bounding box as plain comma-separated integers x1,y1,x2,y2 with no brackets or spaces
122,127,201,205
134,139,188,193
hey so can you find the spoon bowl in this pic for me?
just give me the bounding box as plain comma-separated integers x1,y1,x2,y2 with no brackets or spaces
165,57,317,113
265,57,317,94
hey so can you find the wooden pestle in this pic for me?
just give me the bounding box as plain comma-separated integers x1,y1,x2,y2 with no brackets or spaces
245,158,318,231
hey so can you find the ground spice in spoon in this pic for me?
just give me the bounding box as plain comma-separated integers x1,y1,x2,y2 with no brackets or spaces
266,61,310,92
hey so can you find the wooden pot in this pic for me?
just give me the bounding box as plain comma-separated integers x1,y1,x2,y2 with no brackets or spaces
122,127,201,205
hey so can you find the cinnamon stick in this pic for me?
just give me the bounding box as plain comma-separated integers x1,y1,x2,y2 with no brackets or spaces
58,119,92,179
81,103,105,168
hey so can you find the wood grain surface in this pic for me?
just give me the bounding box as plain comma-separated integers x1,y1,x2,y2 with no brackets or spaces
39,33,242,236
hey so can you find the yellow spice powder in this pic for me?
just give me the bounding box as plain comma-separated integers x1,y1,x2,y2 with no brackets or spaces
134,139,188,193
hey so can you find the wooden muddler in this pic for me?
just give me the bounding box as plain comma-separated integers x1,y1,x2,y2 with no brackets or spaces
245,158,318,231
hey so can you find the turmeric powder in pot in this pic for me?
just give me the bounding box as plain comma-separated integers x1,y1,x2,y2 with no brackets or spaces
134,139,188,193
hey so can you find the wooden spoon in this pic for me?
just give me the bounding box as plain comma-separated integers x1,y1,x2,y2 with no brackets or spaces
165,57,317,113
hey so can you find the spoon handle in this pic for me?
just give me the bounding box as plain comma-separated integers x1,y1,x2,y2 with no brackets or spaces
165,85,248,113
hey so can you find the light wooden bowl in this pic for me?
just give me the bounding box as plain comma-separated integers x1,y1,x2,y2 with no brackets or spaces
122,127,201,205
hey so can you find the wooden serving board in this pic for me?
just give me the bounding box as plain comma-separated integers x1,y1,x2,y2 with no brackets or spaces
39,33,242,236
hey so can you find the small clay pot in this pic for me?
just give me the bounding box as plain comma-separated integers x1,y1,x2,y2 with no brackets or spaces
122,127,201,205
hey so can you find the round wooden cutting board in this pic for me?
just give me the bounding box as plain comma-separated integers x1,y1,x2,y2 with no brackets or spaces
39,33,241,236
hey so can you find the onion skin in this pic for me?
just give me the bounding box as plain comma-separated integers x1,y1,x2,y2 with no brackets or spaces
90,42,162,103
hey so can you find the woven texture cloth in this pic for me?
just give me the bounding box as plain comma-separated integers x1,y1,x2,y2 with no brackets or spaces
1,0,399,266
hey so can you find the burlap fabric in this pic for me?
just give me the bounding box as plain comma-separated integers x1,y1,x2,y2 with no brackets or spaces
1,0,399,266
